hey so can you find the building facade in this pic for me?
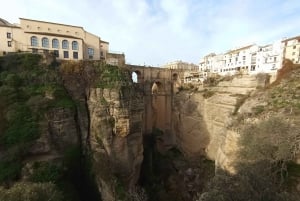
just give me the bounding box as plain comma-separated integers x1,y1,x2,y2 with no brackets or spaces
283,36,300,64
162,60,199,71
199,39,287,76
250,40,284,74
0,18,109,60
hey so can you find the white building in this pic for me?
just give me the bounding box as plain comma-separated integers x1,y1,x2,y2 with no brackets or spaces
250,40,284,74
220,45,254,75
199,53,216,72
199,40,285,76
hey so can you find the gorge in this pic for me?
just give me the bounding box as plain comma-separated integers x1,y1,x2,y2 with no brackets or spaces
0,54,300,201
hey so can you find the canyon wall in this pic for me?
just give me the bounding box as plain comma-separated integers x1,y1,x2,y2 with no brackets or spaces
172,75,265,172
61,62,145,201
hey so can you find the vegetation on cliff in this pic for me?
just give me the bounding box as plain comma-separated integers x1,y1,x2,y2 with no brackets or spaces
0,54,102,201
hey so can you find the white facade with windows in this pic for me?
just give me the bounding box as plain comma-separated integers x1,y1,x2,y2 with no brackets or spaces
199,41,285,76
0,18,109,60
249,41,284,74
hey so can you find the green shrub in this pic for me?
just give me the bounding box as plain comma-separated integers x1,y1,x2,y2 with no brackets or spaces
0,160,22,183
252,105,265,115
30,162,63,183
2,104,38,146
202,89,215,99
0,182,64,201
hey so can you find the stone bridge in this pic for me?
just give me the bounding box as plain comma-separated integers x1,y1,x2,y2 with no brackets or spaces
126,64,185,143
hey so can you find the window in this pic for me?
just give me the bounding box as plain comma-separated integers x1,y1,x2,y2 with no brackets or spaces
63,51,69,58
53,50,59,57
243,56,246,60
7,41,12,47
62,40,69,49
31,36,38,46
42,37,49,48
293,45,296,49
72,41,78,50
73,52,78,59
7,32,11,39
52,39,59,48
274,57,277,62
292,52,296,55
88,48,94,55
88,48,94,59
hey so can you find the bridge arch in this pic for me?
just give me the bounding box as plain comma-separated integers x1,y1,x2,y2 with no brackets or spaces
172,73,178,81
132,70,143,83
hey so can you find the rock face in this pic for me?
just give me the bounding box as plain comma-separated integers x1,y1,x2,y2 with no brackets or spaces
60,62,145,201
88,86,144,200
172,92,209,156
172,75,265,172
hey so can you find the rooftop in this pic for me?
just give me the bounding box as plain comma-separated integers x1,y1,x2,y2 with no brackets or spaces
0,18,14,27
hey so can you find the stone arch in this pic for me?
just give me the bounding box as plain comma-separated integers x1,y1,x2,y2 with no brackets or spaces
131,70,142,83
172,73,178,81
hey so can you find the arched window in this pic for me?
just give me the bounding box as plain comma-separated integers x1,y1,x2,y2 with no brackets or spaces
31,36,38,46
42,37,49,48
72,41,78,50
62,40,69,49
52,39,59,48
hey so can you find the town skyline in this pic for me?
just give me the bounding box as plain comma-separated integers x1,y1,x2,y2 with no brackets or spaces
1,0,300,66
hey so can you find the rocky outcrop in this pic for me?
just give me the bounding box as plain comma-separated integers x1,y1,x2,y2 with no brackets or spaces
172,92,209,156
60,62,145,201
173,74,268,172
88,86,144,201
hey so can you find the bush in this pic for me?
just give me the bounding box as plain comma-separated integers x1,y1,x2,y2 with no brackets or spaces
2,104,38,147
0,182,64,201
202,89,215,99
0,160,22,183
30,162,63,183
240,117,300,164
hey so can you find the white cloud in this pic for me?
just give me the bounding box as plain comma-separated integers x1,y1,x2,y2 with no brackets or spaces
1,0,299,66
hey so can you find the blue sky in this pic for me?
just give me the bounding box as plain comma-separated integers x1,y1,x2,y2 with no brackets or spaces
1,0,300,66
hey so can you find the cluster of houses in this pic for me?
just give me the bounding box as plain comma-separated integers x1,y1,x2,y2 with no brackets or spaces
161,36,299,83
1,17,299,83
199,36,300,76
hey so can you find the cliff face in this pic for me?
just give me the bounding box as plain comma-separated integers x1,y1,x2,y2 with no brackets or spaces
60,61,144,201
172,75,265,172
88,87,144,200
0,55,144,201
